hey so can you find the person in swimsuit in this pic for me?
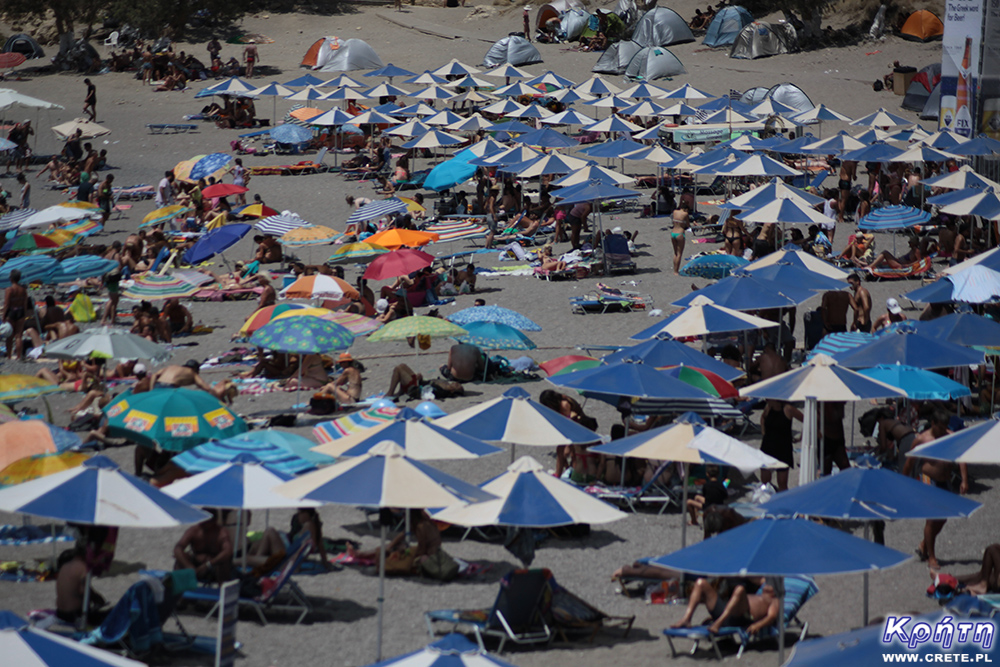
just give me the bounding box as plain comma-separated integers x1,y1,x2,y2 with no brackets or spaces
759,400,802,492
3,269,28,360
385,363,422,398
173,509,234,583
242,41,258,78
319,352,363,404
671,577,782,635
722,213,745,256
671,202,691,275
246,508,332,572
284,353,329,390
838,159,856,225
539,244,567,272
954,544,1000,595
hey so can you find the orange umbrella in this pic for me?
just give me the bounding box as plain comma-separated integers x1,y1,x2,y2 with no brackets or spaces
0,421,78,471
279,275,359,300
365,228,439,249
289,107,324,121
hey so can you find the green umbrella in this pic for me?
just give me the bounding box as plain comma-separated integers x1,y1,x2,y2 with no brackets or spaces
249,315,355,354
104,387,248,452
368,316,467,342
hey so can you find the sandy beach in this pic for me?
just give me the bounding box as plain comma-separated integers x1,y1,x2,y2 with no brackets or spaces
0,2,992,665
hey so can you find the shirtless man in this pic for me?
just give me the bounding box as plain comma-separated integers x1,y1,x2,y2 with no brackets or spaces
863,238,922,271
161,298,193,336
847,273,872,333
242,41,258,78
46,313,79,341
838,160,857,224
56,544,103,626
749,342,786,385
153,359,227,400
671,577,782,635
904,411,969,570
820,289,851,335
257,275,276,309
442,343,483,383
320,352,362,404
174,510,234,583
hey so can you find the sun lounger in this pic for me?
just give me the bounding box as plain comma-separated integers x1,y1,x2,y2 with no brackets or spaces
601,233,636,274
191,286,262,301
535,266,578,281
662,576,818,660
182,537,314,625
865,255,933,281
548,573,635,643
583,461,679,514
570,283,651,314
146,124,198,134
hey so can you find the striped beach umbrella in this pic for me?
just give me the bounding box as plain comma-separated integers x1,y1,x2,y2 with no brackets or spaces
122,274,203,300
0,256,58,287
309,311,382,336
574,75,622,96
858,205,931,231
164,455,320,509
540,109,596,126
279,225,341,247
640,295,777,339
328,242,390,264
850,108,912,127
0,611,148,667
0,208,36,232
347,198,410,226
280,274,359,300
907,421,1000,464
255,213,311,236
314,406,400,444
239,303,316,336
140,204,191,229
47,256,118,283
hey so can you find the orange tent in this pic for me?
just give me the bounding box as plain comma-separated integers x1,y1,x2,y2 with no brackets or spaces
301,36,341,69
900,10,944,42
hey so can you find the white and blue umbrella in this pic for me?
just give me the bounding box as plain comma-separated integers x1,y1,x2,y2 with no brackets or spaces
918,129,968,149
504,104,551,120
833,323,986,369
320,86,369,101
365,64,416,80
574,75,622,96
433,456,625,528
485,119,533,136
661,83,711,99
550,164,634,186
412,85,455,101
620,82,668,99
712,153,802,177
917,312,1000,348
313,408,501,460
951,134,1000,157
857,205,930,231
484,63,531,80
493,81,541,97
0,611,145,667
401,129,463,149
922,165,1000,190
643,295,778,339
446,114,494,133
423,109,464,126
432,59,482,77
434,387,600,449
277,442,495,661
469,145,541,167
894,144,961,163
394,102,437,117
0,455,208,527
858,364,972,401
256,212,312,236
838,141,905,163
583,115,643,134
480,98,526,115
513,126,577,148
621,143,685,165
347,109,402,126
735,262,845,291
907,420,1000,464
502,152,590,178
346,198,409,225
202,77,255,95
852,127,890,143
850,107,912,127
524,70,575,89
283,73,325,87
309,107,354,127
384,120,432,138
607,338,744,382
748,98,798,117
405,71,449,86
553,182,642,206
366,633,517,667
448,305,540,331
0,208,36,231
617,99,667,117
270,124,313,144
742,354,905,402
540,109,596,126
47,256,118,283
737,197,835,226
164,454,319,509
799,131,867,154
551,358,716,404
171,431,326,475
940,186,1000,219
549,88,596,105
742,248,848,280
673,273,816,309
792,104,852,124
321,74,363,88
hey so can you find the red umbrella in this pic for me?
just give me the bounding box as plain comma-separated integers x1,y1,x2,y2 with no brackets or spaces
539,354,600,376
202,183,248,198
363,248,435,281
0,53,27,69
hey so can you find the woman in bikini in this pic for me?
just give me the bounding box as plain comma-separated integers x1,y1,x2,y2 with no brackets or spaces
722,213,746,257
671,202,691,275
283,354,329,390
539,244,567,272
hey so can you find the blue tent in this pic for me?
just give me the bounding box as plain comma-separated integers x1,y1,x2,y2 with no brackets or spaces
704,6,753,47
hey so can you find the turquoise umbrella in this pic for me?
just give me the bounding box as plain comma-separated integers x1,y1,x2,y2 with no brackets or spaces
857,364,972,401
455,321,536,351
250,315,354,354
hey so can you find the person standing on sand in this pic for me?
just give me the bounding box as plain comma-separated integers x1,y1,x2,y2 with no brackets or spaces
847,273,872,332
83,79,97,122
243,40,258,78
523,6,532,41
838,159,856,225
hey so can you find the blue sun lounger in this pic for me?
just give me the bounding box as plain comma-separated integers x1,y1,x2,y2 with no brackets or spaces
146,124,198,134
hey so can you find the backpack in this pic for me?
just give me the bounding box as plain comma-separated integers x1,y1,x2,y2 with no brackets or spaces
418,550,459,581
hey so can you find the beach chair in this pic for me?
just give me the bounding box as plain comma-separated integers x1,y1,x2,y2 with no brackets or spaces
585,461,679,514
548,574,635,643
425,569,553,653
662,576,818,660
601,233,636,274
146,124,198,135
866,255,933,281
570,283,651,314
181,537,314,625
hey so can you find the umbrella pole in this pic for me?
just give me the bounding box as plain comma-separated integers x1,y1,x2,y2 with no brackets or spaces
802,396,818,485
778,590,786,664
80,571,92,631
376,522,386,662
680,462,689,549
863,523,870,626
819,402,825,479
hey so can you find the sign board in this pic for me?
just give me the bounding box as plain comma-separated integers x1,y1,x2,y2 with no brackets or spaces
940,0,983,135
980,0,1000,139
215,580,239,667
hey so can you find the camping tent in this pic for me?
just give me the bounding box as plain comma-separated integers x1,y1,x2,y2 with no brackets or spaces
624,46,686,81
592,40,642,75
729,21,797,59
631,7,695,47
536,0,586,29
766,82,813,112
562,9,592,41
704,5,753,47
920,83,941,121
740,86,769,106
301,37,383,72
900,10,944,42
902,62,941,112
2,34,44,60
483,36,542,68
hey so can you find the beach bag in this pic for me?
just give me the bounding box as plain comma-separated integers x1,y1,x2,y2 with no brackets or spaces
384,548,416,575
419,550,459,581
69,293,97,323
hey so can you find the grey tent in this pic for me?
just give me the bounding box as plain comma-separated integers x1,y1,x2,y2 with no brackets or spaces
615,0,643,35
902,62,941,112
739,87,770,106
536,0,585,29
592,40,642,75
316,39,383,72
483,36,542,68
704,6,754,47
631,7,695,47
920,83,941,121
625,46,686,81
766,82,813,112
2,34,44,59
562,9,592,41
729,21,797,59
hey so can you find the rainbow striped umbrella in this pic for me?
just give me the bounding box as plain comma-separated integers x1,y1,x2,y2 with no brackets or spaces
327,242,390,264
239,303,316,336
320,311,381,336
58,217,103,238
141,205,191,229
313,407,400,444
122,274,204,300
539,354,600,376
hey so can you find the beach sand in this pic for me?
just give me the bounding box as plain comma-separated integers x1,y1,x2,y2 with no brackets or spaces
0,3,993,665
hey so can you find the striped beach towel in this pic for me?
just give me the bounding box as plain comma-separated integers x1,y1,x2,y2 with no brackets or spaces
424,219,489,244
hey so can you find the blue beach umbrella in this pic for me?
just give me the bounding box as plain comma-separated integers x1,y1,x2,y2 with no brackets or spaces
850,108,912,127
857,364,971,400
283,73,325,87
734,262,845,291
448,305,540,331
858,205,931,231
47,255,118,283
578,136,644,158
171,432,323,475
899,279,957,304
251,316,354,354
719,178,825,211
0,256,57,287
553,182,641,206
839,141,905,163
607,338,744,382
512,127,577,148
487,120,534,136
643,296,777,339
346,198,409,225
0,208,36,231
550,358,716,402
806,331,875,360
950,134,1000,157
768,133,819,154
798,131,866,154
200,77,254,95
926,185,991,207
0,611,148,667
424,148,485,191
736,197,835,225
270,124,313,144
672,273,816,309
455,321,535,351
903,267,1000,304
742,354,906,402
907,420,1000,464
833,322,985,369
365,64,416,79
916,312,1000,348
164,454,319,509
364,634,521,667
679,254,748,279
182,223,251,264
189,152,232,181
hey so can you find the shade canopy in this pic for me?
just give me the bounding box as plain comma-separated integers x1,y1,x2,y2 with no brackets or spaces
0,611,147,667
741,354,905,402
171,431,325,475
644,295,779,338
104,388,247,452
448,305,540,332
832,324,985,369
906,420,1000,464
164,455,320,510
858,364,972,401
672,273,817,310
916,312,1000,348
607,339,744,382
43,327,171,363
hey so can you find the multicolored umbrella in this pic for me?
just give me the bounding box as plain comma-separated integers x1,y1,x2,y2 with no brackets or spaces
280,275,359,300
189,153,233,182
455,321,536,351
328,242,390,264
319,311,382,336
239,303,316,336
0,451,90,487
122,274,204,300
368,316,466,342
2,233,59,253
0,420,81,471
365,228,439,249
314,406,400,444
538,355,600,376
0,374,65,402
250,315,355,354
363,248,434,281
236,203,279,218
47,255,119,283
448,305,541,332
680,254,749,280
140,204,191,229
104,387,248,452
174,154,229,183
279,225,342,247
659,365,738,399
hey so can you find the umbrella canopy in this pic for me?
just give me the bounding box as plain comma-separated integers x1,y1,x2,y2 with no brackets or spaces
455,321,536,351
0,451,89,489
401,130,464,150
741,354,905,402
737,197,835,226
723,178,825,211
279,225,341,247
540,109,597,126
47,256,118,283
833,323,985,369
0,256,58,288
644,295,778,338
672,273,816,310
447,114,494,132
576,137,645,160
140,204,191,229
44,327,170,363
365,633,521,667
649,517,911,576
0,455,208,527
250,316,354,354
0,421,80,471
171,431,322,475
448,305,540,332
201,183,246,199
121,274,203,301
314,406,400,444
550,165,634,187
607,339,744,382
313,409,501,460
51,118,110,141
553,182,641,206
838,141,905,163
735,262,846,292
0,209,36,232
434,455,625,528
504,105,551,120
280,275,359,300
104,388,247,452
582,115,644,134
363,248,434,281
759,467,980,521
365,228,439,249
713,154,802,177
309,107,355,127
550,359,716,402
269,124,314,144
255,213,311,236
328,242,391,264
347,198,410,225
504,153,591,178
189,153,232,181
383,119,432,137
922,164,1000,190
951,134,1000,157
0,374,64,402
940,187,1000,219
850,108,912,127
858,364,972,400
799,131,867,154
661,366,737,399
741,248,848,280
368,316,466,342
20,205,100,229
433,59,482,77
348,110,403,126
164,455,320,510
0,611,148,667
512,127,578,149
2,233,59,253
917,312,1000,348
907,420,1000,464
857,205,930,231
805,332,873,361
182,223,251,264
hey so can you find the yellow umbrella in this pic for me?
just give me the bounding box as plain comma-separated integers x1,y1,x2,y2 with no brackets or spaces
142,205,191,228
0,374,64,402
0,451,89,487
59,201,100,210
398,196,426,214
280,225,341,247
272,307,335,323
41,229,77,247
172,156,202,182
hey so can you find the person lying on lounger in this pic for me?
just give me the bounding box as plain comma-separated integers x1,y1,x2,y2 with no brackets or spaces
671,576,782,635
856,238,921,269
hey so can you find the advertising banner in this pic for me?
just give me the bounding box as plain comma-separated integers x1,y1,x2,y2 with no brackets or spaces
980,0,1000,139
940,0,983,136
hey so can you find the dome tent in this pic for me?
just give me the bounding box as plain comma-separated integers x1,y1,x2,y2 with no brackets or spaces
920,83,941,121
2,34,44,60
536,0,586,29
766,82,813,112
902,63,941,112
631,7,695,48
483,35,542,68
704,6,753,48
624,46,686,81
729,21,797,59
900,10,944,42
562,9,592,41
592,40,642,75
301,37,383,72
740,86,770,106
